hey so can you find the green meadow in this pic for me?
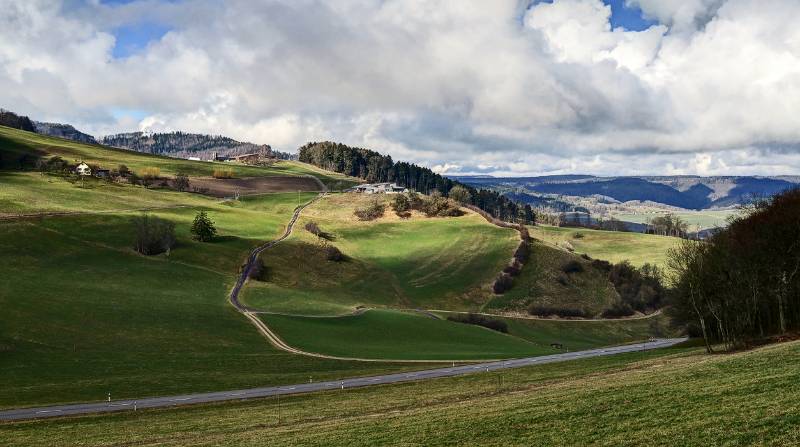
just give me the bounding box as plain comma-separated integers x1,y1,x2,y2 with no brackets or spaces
612,209,737,231
6,340,799,446
0,191,433,409
241,193,519,315
0,126,680,412
261,310,554,360
530,224,679,268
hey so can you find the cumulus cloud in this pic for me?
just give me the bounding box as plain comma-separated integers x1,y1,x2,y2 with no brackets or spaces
1,0,800,176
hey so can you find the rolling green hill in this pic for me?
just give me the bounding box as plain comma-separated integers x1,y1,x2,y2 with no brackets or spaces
241,193,520,315
530,225,678,268
0,125,358,189
484,241,621,316
7,340,799,446
0,129,416,408
0,126,675,410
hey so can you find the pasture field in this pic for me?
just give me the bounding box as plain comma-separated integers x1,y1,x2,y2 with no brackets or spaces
0,125,358,188
261,310,554,360
529,224,678,268
241,193,519,315
436,311,675,351
6,340,798,446
612,209,737,231
0,186,426,409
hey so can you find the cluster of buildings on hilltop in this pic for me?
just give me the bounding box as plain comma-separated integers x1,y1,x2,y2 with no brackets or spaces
348,183,408,194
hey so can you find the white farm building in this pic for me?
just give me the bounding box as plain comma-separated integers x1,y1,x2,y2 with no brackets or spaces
350,183,408,194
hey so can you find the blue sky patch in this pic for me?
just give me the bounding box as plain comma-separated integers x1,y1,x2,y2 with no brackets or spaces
603,0,655,31
111,21,171,58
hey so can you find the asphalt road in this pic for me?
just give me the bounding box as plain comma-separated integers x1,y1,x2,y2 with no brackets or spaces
0,337,686,422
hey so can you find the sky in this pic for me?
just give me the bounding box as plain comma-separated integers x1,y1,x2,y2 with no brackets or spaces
2,0,800,177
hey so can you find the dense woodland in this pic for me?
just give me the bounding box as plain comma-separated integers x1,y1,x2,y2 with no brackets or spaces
102,132,294,161
0,109,35,132
299,141,534,223
668,188,800,350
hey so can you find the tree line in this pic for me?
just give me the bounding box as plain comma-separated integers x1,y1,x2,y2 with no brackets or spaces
298,141,534,223
668,188,800,351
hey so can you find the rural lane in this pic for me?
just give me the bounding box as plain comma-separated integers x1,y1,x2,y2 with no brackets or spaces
0,337,686,422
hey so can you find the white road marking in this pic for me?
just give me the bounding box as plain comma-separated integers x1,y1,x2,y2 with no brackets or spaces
36,410,62,414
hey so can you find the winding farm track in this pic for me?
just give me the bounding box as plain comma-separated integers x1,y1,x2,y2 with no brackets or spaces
227,192,468,363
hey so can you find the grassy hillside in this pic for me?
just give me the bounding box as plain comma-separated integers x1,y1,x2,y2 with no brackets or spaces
0,192,434,409
262,310,554,360
0,125,357,189
0,132,416,408
241,193,519,315
7,341,799,446
611,209,737,231
0,127,676,410
530,225,678,268
485,241,619,316
437,311,675,351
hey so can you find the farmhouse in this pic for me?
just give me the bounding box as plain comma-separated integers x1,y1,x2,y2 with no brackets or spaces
351,183,408,194
74,162,91,176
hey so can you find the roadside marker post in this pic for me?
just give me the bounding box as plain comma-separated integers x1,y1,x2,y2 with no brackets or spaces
107,392,110,403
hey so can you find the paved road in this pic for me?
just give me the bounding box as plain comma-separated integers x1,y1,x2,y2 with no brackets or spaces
0,337,686,422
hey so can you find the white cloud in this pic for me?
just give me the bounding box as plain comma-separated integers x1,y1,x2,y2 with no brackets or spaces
1,0,800,176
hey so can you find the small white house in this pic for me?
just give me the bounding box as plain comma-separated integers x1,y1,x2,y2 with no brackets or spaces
75,162,92,176
351,183,408,194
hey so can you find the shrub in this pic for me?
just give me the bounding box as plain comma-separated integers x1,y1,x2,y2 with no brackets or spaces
607,261,665,313
325,245,345,262
447,185,472,204
133,214,176,255
561,260,585,274
513,241,530,263
600,302,635,319
138,166,161,180
492,273,514,294
305,221,333,240
421,195,463,217
173,173,190,192
212,168,234,179
573,232,585,239
447,313,508,333
591,259,612,272
191,211,217,242
503,260,522,277
406,191,424,210
118,164,130,177
391,194,411,217
354,199,385,221
556,273,570,286
529,306,590,319
249,259,268,281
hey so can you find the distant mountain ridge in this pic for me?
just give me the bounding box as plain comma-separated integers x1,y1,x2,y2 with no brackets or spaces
453,175,800,210
101,131,294,160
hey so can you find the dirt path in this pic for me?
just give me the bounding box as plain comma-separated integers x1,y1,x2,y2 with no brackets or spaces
227,194,492,363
